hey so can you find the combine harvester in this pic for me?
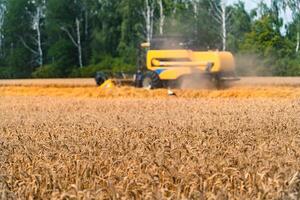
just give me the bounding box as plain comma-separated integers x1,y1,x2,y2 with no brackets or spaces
95,37,239,89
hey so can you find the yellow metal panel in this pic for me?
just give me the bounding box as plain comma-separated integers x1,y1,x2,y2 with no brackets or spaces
146,50,235,80
152,59,209,67
218,52,236,71
159,67,192,80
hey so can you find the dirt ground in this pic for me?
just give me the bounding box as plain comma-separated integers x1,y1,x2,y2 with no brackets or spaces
0,78,299,199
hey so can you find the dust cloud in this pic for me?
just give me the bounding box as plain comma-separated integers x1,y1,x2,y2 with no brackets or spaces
177,74,216,89
235,53,273,76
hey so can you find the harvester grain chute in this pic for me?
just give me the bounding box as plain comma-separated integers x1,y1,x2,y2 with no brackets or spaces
95,37,239,89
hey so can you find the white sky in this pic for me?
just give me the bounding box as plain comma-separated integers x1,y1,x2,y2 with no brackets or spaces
227,0,269,9
228,0,292,24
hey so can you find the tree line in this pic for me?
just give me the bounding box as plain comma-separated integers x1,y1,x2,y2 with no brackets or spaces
0,0,299,79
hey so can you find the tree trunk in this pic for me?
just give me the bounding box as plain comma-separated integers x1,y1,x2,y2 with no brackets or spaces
210,0,230,51
296,31,300,53
60,19,83,68
36,6,43,67
143,0,154,43
146,0,151,42
0,3,6,56
150,8,153,40
221,3,226,51
76,18,83,68
192,0,199,18
158,0,165,35
21,5,44,67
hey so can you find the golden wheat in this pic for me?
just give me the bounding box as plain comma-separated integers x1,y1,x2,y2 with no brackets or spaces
0,85,300,99
1,77,300,99
0,96,299,199
0,77,300,88
0,78,299,199
0,78,95,87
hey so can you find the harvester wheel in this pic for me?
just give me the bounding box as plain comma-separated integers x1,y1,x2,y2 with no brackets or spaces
95,72,108,86
142,71,162,89
211,74,224,89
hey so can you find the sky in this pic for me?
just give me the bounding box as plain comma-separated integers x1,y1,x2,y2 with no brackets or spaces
228,0,269,9
233,0,262,10
228,0,292,23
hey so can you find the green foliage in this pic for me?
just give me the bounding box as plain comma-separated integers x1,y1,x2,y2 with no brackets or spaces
32,65,61,78
0,0,299,78
238,2,296,76
2,0,36,78
46,0,81,70
227,2,251,52
47,39,77,76
0,67,13,78
70,56,135,78
275,55,300,76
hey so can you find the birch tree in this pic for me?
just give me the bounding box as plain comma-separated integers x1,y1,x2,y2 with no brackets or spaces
34,6,43,66
1,0,45,68
0,0,6,55
2,0,37,77
158,0,165,35
14,0,46,67
60,18,83,68
284,0,300,52
210,0,231,51
31,0,46,67
54,0,84,68
190,0,200,18
143,0,155,42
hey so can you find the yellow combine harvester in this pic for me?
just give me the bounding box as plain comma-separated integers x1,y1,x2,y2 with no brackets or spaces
96,37,239,89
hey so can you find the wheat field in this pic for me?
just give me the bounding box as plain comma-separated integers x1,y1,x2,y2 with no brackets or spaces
1,77,300,99
0,78,300,199
1,77,300,87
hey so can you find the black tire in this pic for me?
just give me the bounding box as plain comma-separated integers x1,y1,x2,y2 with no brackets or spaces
134,71,144,88
211,74,224,89
142,71,162,89
95,72,108,86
